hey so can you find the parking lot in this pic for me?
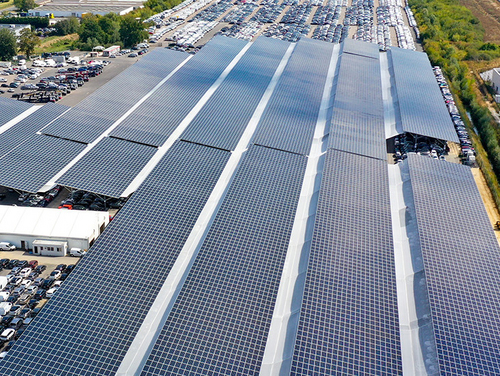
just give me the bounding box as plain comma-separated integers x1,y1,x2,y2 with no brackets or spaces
0,52,144,107
0,249,80,356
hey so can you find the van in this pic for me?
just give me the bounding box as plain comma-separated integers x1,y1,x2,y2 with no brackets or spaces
0,302,12,316
0,243,15,251
69,248,86,257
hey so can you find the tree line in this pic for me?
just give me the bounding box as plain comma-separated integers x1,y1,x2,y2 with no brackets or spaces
410,0,500,206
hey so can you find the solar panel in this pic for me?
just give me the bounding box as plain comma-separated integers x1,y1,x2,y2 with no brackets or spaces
251,37,334,155
390,47,459,142
0,134,86,193
328,109,386,159
110,36,249,147
0,103,69,158
406,154,500,374
332,52,383,117
140,145,308,375
0,96,32,126
41,48,190,143
180,37,290,151
341,38,380,59
56,137,157,198
290,150,402,375
328,52,386,159
0,141,230,376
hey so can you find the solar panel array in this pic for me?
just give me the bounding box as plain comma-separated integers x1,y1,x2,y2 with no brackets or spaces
56,137,157,198
328,51,386,159
290,150,402,375
407,154,500,375
251,38,334,155
141,145,307,375
41,48,189,144
390,48,459,142
0,134,86,193
0,103,69,158
180,37,290,151
110,37,248,147
0,97,32,126
0,141,230,376
342,37,380,59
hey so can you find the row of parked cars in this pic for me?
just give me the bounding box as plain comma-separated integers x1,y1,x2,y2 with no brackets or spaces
0,261,76,355
433,66,475,162
59,190,127,211
218,21,264,41
17,185,62,208
393,133,448,163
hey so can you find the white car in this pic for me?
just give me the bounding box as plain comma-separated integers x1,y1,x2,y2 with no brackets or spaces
0,78,6,82
46,286,60,298
49,270,61,280
20,279,32,288
0,242,15,251
19,267,32,278
25,285,37,295
0,328,15,342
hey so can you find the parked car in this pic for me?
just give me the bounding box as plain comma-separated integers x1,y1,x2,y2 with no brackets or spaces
0,328,15,342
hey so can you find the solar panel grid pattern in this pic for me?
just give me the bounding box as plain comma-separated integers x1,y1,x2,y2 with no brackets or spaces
141,145,308,376
56,137,157,198
407,154,500,375
251,38,334,155
41,48,189,143
0,134,86,192
291,150,402,375
328,108,386,159
0,96,32,126
110,37,248,147
332,53,383,117
0,103,69,158
342,37,380,59
0,141,231,376
390,48,459,142
180,37,290,151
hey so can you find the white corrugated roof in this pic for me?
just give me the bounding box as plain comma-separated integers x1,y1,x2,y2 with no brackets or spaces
0,206,108,240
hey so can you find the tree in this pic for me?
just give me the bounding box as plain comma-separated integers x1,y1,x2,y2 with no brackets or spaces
0,28,17,61
18,28,39,59
78,15,106,46
119,14,148,47
98,16,120,44
13,0,36,12
54,17,79,36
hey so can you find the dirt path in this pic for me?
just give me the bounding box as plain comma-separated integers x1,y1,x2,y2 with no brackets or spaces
459,0,500,43
471,167,500,245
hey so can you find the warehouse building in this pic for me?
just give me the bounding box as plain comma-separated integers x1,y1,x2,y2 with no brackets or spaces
0,206,109,254
0,36,498,376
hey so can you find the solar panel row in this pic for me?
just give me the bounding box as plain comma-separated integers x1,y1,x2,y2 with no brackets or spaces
180,37,290,151
290,150,402,375
328,52,386,159
251,38,334,155
56,137,157,198
389,48,459,143
110,36,249,147
0,134,86,193
406,154,500,375
41,48,190,144
0,141,231,376
0,97,32,127
341,38,380,59
141,145,308,376
0,103,69,158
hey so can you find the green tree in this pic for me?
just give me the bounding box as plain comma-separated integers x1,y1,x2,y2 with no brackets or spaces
54,17,79,36
98,15,120,44
119,15,148,47
78,15,106,45
0,29,17,61
13,0,36,12
17,28,39,59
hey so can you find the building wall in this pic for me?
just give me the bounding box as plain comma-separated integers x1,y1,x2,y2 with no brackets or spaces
0,234,90,251
492,69,500,93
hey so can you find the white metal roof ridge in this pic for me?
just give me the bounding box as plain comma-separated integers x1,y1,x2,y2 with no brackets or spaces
259,43,340,376
116,39,270,375
0,105,40,136
388,161,439,376
38,52,194,193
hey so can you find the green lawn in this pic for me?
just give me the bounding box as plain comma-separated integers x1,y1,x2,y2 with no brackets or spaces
35,34,78,54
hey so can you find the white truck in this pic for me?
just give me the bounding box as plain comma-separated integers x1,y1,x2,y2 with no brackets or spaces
0,276,8,291
69,248,87,257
